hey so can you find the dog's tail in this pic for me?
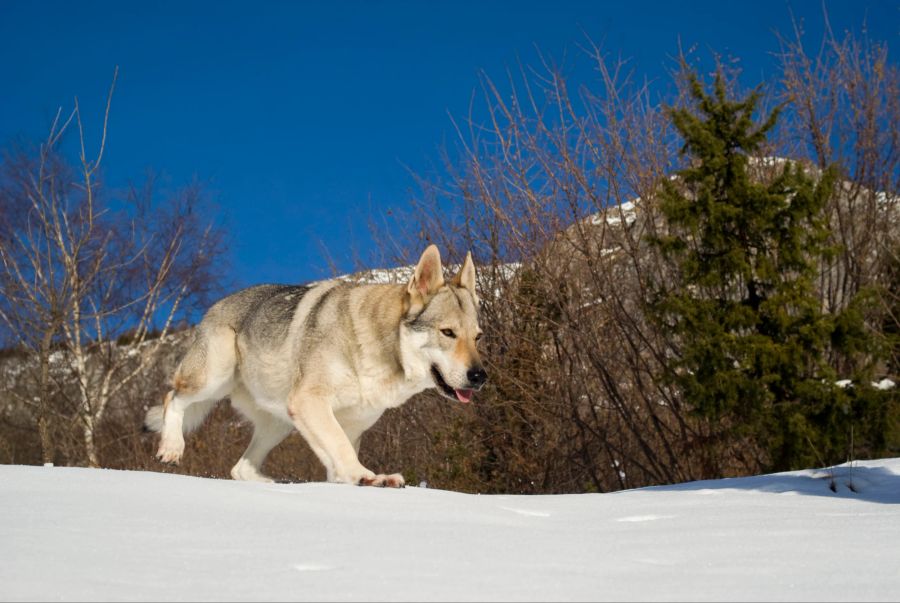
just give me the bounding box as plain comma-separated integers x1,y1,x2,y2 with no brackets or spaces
143,397,218,434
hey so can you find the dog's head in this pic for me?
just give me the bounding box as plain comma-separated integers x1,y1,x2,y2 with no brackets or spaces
400,245,487,403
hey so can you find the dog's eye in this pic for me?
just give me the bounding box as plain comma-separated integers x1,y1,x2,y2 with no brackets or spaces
440,329,456,338
475,333,483,341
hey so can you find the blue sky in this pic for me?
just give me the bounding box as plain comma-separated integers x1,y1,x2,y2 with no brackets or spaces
1,1,896,287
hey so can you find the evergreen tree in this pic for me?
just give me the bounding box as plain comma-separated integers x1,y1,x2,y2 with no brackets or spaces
649,72,889,472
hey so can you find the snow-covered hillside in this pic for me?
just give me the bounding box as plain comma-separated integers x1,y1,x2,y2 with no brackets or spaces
2,459,899,601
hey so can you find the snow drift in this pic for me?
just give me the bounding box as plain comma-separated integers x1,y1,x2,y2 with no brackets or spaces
2,459,899,601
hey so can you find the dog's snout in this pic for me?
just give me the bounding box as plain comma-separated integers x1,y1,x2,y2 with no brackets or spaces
467,366,488,388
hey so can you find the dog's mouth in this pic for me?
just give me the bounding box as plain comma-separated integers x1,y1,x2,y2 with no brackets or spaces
431,365,474,404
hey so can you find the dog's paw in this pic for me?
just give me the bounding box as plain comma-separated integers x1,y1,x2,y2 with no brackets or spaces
155,438,184,465
358,473,405,488
230,459,274,483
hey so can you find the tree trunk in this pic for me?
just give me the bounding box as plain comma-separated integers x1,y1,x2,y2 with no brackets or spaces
37,329,55,465
83,420,99,468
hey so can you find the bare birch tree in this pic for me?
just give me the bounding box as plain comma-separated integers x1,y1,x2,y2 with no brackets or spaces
0,71,223,466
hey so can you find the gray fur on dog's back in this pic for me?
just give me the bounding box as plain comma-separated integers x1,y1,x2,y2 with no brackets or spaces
207,284,311,339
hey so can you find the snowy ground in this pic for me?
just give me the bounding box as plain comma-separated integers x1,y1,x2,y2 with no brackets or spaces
2,459,899,602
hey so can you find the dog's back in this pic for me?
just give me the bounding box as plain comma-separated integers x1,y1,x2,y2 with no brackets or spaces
207,283,311,340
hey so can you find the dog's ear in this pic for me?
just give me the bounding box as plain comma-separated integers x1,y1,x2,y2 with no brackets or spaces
451,251,478,302
407,244,444,304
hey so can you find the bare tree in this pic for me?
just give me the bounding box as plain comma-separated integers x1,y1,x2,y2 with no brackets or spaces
0,71,223,466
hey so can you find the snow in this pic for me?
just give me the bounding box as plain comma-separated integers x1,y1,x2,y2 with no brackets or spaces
835,378,896,391
748,156,790,168
874,378,896,391
346,264,416,285
2,459,899,601
591,199,637,226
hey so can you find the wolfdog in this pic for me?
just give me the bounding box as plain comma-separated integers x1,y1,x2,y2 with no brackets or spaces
144,245,486,487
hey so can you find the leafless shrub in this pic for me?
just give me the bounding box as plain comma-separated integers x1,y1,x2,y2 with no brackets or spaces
367,22,898,493
776,17,899,376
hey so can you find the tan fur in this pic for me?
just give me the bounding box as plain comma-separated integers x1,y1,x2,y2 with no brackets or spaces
144,245,487,487
172,375,194,395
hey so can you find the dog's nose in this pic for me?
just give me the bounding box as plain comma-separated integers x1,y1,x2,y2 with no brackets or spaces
467,366,488,388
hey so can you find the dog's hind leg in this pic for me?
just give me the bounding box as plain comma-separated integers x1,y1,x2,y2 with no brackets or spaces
155,326,237,465
229,386,293,482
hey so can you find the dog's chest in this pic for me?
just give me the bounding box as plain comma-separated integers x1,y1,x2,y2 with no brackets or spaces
333,368,429,411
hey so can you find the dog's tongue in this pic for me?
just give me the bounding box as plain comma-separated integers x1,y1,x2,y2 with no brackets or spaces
455,388,474,403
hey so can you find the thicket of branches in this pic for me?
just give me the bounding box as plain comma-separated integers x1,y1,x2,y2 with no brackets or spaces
364,23,899,493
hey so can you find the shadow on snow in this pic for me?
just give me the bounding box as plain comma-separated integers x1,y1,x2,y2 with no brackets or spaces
641,464,900,505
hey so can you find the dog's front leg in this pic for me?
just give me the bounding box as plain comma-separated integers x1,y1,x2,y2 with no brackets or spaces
287,386,404,488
